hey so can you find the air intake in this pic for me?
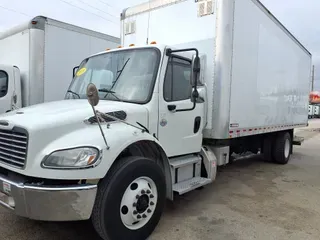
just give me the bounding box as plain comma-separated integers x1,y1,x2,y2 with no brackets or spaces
87,111,127,124
0,127,28,168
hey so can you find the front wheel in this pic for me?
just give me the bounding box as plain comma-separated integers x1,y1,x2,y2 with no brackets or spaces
91,156,166,240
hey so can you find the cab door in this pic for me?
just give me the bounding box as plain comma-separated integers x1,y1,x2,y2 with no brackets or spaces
157,52,205,157
0,65,14,113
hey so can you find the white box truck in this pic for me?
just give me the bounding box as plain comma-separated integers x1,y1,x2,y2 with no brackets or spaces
0,1,311,240
308,104,318,118
309,104,320,118
0,15,120,113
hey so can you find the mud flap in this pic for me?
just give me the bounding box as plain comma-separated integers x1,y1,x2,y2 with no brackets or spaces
293,135,304,146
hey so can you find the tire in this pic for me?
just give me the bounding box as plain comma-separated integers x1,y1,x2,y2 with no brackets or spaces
272,132,292,164
262,135,273,162
91,156,166,240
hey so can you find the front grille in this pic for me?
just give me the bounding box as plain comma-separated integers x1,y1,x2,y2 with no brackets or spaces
0,128,28,168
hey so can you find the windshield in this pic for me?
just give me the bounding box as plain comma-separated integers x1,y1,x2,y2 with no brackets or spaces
66,48,160,103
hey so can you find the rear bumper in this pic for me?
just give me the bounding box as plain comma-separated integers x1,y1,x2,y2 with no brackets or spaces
0,174,97,221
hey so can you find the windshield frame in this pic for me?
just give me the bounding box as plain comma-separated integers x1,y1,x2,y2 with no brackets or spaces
67,47,162,105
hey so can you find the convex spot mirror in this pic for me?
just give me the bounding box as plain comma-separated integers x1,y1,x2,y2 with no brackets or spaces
87,83,100,107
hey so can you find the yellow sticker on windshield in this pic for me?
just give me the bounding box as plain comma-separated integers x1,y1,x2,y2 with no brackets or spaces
76,67,87,77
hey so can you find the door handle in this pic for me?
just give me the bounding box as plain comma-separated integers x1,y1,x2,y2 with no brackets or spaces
167,105,176,112
194,116,201,133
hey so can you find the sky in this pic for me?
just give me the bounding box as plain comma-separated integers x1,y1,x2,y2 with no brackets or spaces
0,0,319,89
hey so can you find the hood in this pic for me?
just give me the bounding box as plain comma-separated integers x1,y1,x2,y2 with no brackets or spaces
0,99,149,131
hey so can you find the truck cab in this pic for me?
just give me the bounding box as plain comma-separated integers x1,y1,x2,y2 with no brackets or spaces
66,44,206,157
0,65,22,112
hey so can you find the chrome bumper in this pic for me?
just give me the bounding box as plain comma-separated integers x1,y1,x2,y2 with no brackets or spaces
0,174,97,221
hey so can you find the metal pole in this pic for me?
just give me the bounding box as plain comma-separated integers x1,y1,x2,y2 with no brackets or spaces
311,65,315,91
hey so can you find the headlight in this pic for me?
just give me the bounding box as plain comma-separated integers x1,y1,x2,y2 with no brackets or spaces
41,147,100,169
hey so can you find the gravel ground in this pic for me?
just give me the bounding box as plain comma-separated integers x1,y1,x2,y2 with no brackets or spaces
1,120,320,240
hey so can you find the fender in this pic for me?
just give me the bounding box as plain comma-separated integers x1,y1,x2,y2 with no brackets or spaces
21,122,172,189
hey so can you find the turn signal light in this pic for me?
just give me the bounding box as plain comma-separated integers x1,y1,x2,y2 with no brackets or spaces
129,44,135,47
150,41,157,44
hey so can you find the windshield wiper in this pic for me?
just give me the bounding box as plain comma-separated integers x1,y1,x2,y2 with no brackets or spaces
115,57,130,81
66,90,80,99
104,58,131,99
99,88,122,101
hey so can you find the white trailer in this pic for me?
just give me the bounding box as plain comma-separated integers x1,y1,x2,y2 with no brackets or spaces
308,104,318,118
0,15,120,113
0,1,312,240
308,104,313,118
314,105,320,118
309,104,320,118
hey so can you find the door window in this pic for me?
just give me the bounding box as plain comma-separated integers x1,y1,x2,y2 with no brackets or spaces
163,57,192,102
0,71,8,98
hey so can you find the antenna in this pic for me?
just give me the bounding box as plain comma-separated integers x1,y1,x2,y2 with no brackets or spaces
146,0,151,44
311,65,315,91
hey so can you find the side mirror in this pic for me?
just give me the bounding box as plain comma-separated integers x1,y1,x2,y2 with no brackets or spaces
86,83,100,107
86,83,110,150
191,55,200,87
73,66,79,78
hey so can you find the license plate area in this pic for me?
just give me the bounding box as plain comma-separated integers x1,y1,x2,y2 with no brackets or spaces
0,182,14,209
2,181,11,194
0,191,10,206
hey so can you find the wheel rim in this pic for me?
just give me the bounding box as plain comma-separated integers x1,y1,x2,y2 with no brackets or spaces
120,177,158,230
284,138,290,158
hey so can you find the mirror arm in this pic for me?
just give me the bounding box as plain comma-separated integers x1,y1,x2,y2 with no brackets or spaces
166,48,200,113
166,47,199,58
166,47,200,86
174,88,199,112
73,66,79,78
175,101,196,112
93,107,110,150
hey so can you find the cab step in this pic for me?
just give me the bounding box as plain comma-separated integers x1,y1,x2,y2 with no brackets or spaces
169,155,201,169
169,155,202,185
169,154,212,195
173,177,211,195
